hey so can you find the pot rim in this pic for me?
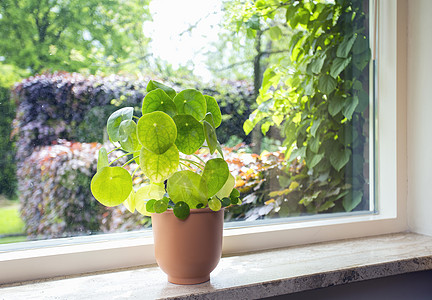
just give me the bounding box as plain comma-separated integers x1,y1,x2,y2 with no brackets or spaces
152,207,224,215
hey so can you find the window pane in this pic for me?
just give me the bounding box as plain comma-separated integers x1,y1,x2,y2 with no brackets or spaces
0,0,373,245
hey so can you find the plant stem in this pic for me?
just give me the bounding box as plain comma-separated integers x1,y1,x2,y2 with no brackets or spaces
122,155,140,167
192,154,206,165
180,158,204,170
179,161,196,171
131,165,140,178
107,146,121,154
108,152,132,166
133,116,140,120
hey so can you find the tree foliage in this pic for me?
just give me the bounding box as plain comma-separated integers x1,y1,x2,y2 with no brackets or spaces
0,0,151,74
234,0,371,214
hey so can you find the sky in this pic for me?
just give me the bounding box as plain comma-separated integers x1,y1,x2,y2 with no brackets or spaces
145,0,224,81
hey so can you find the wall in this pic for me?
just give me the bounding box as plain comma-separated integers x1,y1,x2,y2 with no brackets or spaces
407,0,432,235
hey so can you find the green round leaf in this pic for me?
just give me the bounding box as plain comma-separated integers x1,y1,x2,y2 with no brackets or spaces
203,120,218,154
208,198,222,211
137,111,177,154
106,107,134,142
167,170,208,208
118,120,141,153
140,145,179,183
146,199,156,213
142,89,177,117
173,201,190,220
215,173,235,199
221,197,231,207
91,167,133,207
134,183,166,216
230,188,240,198
204,95,222,128
173,115,205,155
202,158,229,197
123,190,136,213
97,147,109,172
173,89,207,121
154,199,168,213
146,80,177,99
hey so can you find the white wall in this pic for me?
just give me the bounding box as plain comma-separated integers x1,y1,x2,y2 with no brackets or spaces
407,0,432,235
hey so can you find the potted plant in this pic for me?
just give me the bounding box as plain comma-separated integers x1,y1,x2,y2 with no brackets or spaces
90,80,241,284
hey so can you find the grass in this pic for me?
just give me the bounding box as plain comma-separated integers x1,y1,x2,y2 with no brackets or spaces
0,205,25,235
0,196,26,244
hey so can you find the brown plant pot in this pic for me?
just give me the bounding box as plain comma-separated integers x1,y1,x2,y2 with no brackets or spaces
151,208,224,285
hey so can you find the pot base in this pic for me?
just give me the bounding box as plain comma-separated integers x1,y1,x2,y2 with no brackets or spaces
168,275,210,285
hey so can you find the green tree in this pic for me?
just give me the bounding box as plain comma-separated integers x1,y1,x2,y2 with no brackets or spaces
0,64,28,198
0,0,151,74
230,0,371,214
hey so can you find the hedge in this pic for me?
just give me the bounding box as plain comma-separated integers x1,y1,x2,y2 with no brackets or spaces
18,140,147,239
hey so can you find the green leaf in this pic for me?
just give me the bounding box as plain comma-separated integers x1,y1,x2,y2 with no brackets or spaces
106,107,134,142
343,190,363,212
243,119,255,135
353,48,371,71
203,120,218,154
208,198,222,211
310,54,326,74
342,95,359,120
173,201,190,220
154,199,168,213
173,89,207,121
140,145,179,183
329,145,351,171
146,80,176,99
328,95,346,117
145,199,156,213
97,147,109,172
118,120,136,143
220,197,231,207
173,115,205,155
330,57,351,78
118,120,140,153
123,190,135,213
288,147,306,162
202,158,229,197
215,173,235,199
91,167,132,207
308,153,324,169
352,35,369,54
310,119,322,137
246,14,260,30
167,170,208,208
337,34,357,58
309,137,320,153
142,89,177,117
318,75,337,94
135,183,166,216
269,26,282,41
204,95,222,128
137,111,177,154
230,188,240,198
203,112,215,128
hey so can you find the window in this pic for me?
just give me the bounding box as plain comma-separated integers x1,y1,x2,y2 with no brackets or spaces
0,0,407,284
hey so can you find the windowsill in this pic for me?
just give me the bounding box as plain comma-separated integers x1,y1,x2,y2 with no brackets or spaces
1,232,431,299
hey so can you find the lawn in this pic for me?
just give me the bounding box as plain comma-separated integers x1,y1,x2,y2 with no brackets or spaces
0,198,25,244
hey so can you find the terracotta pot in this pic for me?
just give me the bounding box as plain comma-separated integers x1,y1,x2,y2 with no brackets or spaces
151,208,224,285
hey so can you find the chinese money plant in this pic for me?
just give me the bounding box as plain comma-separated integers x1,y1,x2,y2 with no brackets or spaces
90,80,241,220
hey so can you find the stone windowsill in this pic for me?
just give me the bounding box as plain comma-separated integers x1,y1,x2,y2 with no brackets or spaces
1,232,432,299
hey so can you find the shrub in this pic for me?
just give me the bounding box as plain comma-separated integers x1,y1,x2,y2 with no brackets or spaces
13,72,148,165
18,140,147,239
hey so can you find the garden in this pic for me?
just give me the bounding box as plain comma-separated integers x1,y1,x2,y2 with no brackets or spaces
0,0,372,243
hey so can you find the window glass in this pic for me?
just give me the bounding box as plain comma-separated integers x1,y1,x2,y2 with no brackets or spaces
0,0,372,245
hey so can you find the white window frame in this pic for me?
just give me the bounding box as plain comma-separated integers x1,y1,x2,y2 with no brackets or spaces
0,0,407,285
